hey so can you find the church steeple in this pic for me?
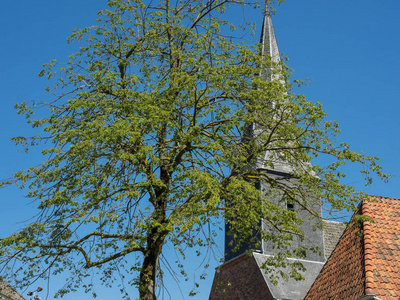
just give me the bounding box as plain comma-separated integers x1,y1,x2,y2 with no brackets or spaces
214,5,327,300
255,2,291,174
259,1,281,81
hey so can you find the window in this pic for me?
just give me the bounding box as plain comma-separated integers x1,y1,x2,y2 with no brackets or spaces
287,199,294,211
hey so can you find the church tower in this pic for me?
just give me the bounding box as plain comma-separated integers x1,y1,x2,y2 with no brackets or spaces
211,4,327,300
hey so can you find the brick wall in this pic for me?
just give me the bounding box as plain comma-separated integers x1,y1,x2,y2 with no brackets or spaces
209,254,273,300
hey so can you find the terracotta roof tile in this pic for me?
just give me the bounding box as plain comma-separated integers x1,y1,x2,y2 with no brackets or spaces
304,205,365,300
305,196,400,300
363,196,400,299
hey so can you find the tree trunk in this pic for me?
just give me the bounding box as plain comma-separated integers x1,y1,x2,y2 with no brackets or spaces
139,226,167,300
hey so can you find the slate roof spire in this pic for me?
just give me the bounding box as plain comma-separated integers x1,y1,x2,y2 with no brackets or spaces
255,1,290,173
259,0,281,82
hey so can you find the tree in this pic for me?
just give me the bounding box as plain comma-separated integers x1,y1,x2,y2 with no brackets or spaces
0,0,389,299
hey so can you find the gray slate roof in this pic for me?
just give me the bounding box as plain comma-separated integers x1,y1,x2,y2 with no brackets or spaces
253,252,325,300
0,279,25,300
323,219,346,259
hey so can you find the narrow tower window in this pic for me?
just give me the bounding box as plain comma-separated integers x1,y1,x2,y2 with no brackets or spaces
287,199,294,211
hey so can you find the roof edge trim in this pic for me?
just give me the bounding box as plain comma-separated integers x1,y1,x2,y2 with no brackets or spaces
362,200,375,296
356,295,383,300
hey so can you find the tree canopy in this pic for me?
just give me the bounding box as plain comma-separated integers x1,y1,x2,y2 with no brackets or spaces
0,0,389,299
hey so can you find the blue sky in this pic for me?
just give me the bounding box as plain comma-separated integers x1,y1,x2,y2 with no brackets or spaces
1,0,399,299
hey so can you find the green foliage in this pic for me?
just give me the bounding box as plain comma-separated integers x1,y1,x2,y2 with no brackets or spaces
0,0,389,299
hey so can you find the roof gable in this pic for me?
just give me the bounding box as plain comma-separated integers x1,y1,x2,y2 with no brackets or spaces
305,206,365,299
305,196,400,300
209,254,273,300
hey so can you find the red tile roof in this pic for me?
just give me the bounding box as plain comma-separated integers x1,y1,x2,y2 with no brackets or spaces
305,206,365,299
305,196,400,300
363,196,400,298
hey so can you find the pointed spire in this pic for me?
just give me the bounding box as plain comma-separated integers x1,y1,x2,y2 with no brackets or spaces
259,0,280,81
257,2,290,172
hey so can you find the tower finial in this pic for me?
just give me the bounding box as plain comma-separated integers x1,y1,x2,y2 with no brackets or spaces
265,0,270,15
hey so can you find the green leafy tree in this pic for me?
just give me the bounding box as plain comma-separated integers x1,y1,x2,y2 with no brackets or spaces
0,0,389,299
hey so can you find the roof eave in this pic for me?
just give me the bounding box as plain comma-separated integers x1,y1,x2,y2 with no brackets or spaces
356,295,383,300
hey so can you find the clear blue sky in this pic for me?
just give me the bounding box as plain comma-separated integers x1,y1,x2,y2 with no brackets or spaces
1,0,399,299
